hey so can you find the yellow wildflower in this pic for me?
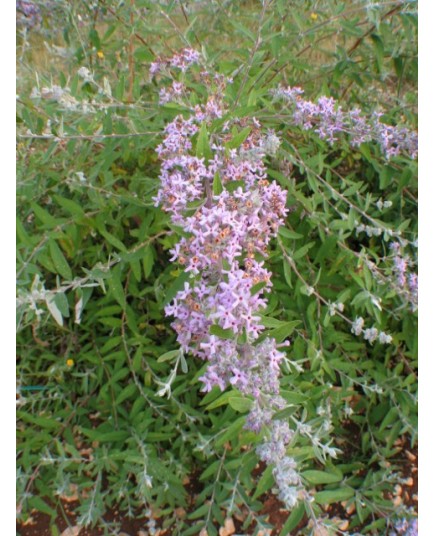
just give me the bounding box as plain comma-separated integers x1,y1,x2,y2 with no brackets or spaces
310,12,318,21
66,359,74,367
97,50,104,59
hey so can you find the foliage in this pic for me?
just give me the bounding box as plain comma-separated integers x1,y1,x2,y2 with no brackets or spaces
17,1,418,534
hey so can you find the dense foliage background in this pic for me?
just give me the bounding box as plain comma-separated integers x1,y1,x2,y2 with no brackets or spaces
16,1,418,535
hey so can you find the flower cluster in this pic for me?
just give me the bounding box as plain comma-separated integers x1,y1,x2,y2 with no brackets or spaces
154,49,303,508
272,85,418,159
256,420,303,508
150,48,201,77
351,317,393,344
389,241,418,310
30,84,90,112
391,518,418,536
16,0,41,28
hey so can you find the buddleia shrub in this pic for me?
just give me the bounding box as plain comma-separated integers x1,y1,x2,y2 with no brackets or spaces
17,1,417,534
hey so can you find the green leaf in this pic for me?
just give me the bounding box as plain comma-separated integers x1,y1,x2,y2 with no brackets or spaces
302,469,343,485
53,195,85,218
279,502,305,535
251,281,267,295
215,417,245,447
115,384,137,405
109,272,126,309
283,258,293,288
130,259,142,282
196,122,212,160
228,397,252,413
272,406,298,420
158,349,181,363
49,240,72,280
259,315,287,328
213,172,223,196
163,271,190,305
314,487,354,504
226,126,251,150
371,34,384,72
229,20,256,41
81,428,129,442
205,390,238,411
31,203,58,227
142,244,155,278
99,228,127,252
89,28,101,48
180,353,189,373
209,325,235,340
54,292,70,318
268,320,301,343
134,46,154,62
28,496,57,518
252,465,274,499
278,228,303,240
16,217,33,246
188,503,210,520
293,242,315,260
200,460,220,481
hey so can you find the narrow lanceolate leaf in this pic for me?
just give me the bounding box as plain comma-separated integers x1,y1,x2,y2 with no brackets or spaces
228,396,252,413
54,292,70,317
314,487,354,504
278,227,303,240
302,469,343,485
268,320,301,343
251,281,267,295
53,195,85,218
98,228,127,252
109,272,126,309
205,390,240,411
279,503,305,535
158,349,181,363
31,203,58,227
212,172,223,195
227,126,251,150
196,122,212,160
209,324,235,340
180,353,189,373
252,465,274,499
164,270,191,305
142,244,155,278
28,496,57,518
49,239,73,280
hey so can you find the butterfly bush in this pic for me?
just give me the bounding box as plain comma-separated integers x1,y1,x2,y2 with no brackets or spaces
153,49,417,510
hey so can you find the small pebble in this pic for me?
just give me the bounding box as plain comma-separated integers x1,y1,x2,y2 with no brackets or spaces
219,517,235,536
60,528,81,536
339,520,350,531
405,449,416,462
346,503,356,515
392,495,402,506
